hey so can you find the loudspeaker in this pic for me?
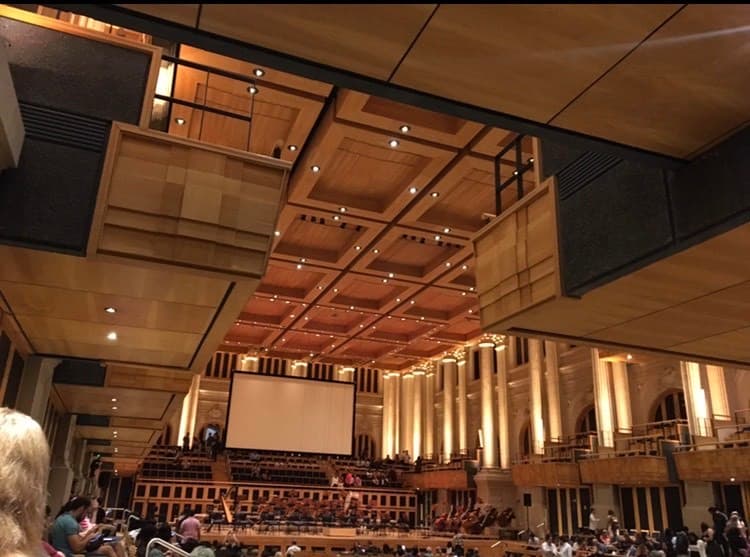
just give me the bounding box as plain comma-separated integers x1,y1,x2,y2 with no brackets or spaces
523,493,532,507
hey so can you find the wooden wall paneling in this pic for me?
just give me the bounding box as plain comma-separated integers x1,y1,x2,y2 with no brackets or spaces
402,469,469,490
578,456,670,485
511,462,581,488
90,123,290,280
674,447,750,482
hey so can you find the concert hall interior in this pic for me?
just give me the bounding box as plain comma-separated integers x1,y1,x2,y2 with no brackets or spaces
1,5,750,557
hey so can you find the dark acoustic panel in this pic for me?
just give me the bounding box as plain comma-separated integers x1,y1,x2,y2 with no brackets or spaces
558,160,673,295
539,138,589,182
76,414,111,427
1,351,25,408
668,125,750,241
0,16,150,124
53,359,107,386
0,332,10,390
0,131,107,253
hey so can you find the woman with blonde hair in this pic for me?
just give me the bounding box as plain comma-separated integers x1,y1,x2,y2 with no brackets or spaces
0,407,51,557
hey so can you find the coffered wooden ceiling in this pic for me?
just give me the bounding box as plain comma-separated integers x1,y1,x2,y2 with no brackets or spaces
163,48,535,369
110,3,750,159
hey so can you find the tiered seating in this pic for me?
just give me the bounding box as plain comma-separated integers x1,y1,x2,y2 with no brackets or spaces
139,446,213,481
228,451,328,485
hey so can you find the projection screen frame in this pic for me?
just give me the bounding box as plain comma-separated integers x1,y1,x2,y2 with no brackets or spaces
224,370,357,457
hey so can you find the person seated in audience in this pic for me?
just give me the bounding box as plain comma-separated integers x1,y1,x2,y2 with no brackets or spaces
191,546,216,557
51,497,116,557
178,509,202,551
0,407,51,557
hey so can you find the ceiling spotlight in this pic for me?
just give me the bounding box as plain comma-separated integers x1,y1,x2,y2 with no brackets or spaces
333,215,341,221
382,279,388,283
112,406,118,411
434,235,441,241
333,288,339,293
248,85,258,95
443,227,451,233
309,352,314,357
360,324,364,328
388,139,399,148
254,68,265,77
282,338,286,342
626,354,633,360
287,145,298,152
430,192,440,198
317,285,323,290
304,317,309,320
469,287,475,291
111,398,117,402
468,309,473,314
399,124,411,133
339,207,347,213
445,262,452,267
300,258,306,263
107,332,117,341
296,264,303,269
311,165,321,173
410,300,415,305
349,306,355,310
408,187,418,195
461,292,467,296
274,230,281,237
175,117,186,126
462,265,468,270
396,298,401,303
290,314,295,319
528,157,535,163
373,249,380,254
113,431,118,435
104,307,117,314
388,273,394,278
114,448,118,452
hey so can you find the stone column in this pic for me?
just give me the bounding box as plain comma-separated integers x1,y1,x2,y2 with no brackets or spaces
611,361,633,433
240,355,258,372
15,356,60,425
528,339,545,455
413,370,425,458
457,354,468,456
591,348,615,448
706,365,730,421
294,361,309,378
424,369,435,459
382,372,393,458
178,373,201,445
442,358,457,462
393,372,401,455
400,373,414,457
681,361,713,437
544,341,562,443
48,413,77,512
341,366,356,382
496,344,511,469
479,342,497,467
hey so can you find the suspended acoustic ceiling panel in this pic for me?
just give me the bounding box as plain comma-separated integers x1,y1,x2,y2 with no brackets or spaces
90,122,290,280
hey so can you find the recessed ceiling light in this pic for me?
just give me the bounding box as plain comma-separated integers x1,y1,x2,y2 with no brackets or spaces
468,309,473,314
287,145,297,152
461,292,467,296
388,139,399,148
248,85,259,95
107,332,117,341
626,354,633,360
282,338,286,342
296,264,303,269
254,68,265,77
333,288,339,293
354,245,362,251
445,262,452,267
114,448,118,452
274,230,281,237
420,316,425,321
105,307,117,314
408,187,418,195
382,279,388,283
360,324,364,328
349,306,355,310
113,431,118,435
462,265,468,270
309,352,314,357
469,287,475,291
112,406,118,410
528,157,535,164
311,165,320,173
175,117,186,126
304,317,309,320
400,124,411,133
435,235,441,241
410,300,415,304
300,258,306,263
339,207,347,213
111,398,117,402
373,249,379,254
290,315,295,319
443,227,451,233
317,285,323,290
333,215,342,221
430,192,440,198
284,300,290,304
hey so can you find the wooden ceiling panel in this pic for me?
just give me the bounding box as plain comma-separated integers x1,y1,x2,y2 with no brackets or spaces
435,261,476,291
397,338,446,358
401,155,535,236
77,426,154,444
55,384,174,421
393,4,681,122
289,115,455,221
275,214,365,265
198,4,437,80
472,129,535,159
338,339,396,360
116,3,199,27
225,323,277,345
275,330,334,353
551,5,750,157
297,305,375,336
394,287,476,322
326,274,413,312
432,318,484,342
0,282,213,334
335,89,482,148
239,296,291,322
364,317,434,344
255,262,330,300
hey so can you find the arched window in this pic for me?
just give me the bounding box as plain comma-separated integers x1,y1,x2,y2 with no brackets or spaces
519,420,531,459
355,434,376,460
577,405,597,435
652,391,687,422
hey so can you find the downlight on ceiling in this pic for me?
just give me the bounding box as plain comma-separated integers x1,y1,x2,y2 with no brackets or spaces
388,139,399,148
287,145,297,152
311,165,320,173
400,125,410,133
253,68,265,77
107,332,117,341
104,307,117,314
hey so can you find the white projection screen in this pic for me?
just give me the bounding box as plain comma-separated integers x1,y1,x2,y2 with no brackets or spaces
225,372,355,455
